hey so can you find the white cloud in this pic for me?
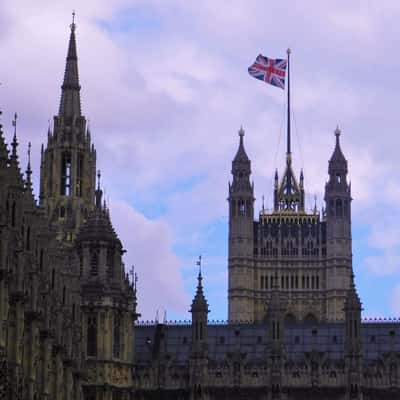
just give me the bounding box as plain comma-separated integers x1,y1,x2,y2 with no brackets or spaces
364,253,400,277
2,1,400,318
109,199,190,319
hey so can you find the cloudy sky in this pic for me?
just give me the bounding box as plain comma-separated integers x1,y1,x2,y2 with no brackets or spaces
1,1,400,321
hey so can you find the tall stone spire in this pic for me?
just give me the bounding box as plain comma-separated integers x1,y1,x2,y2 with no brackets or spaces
59,12,81,118
40,15,96,242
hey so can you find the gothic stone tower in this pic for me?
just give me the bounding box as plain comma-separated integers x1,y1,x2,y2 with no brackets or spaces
40,19,96,243
76,184,137,400
324,127,352,320
228,127,255,322
228,125,353,323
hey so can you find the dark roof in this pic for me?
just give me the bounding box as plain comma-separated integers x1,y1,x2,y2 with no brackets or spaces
135,321,400,366
76,190,121,245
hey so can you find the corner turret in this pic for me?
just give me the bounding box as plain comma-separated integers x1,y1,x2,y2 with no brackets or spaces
228,126,255,322
324,126,352,321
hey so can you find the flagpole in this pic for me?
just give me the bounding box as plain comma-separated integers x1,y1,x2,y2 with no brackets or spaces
286,48,291,163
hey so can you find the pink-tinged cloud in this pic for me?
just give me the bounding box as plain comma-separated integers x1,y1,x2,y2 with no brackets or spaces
109,200,190,319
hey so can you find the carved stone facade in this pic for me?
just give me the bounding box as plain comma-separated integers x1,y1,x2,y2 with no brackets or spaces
228,126,352,324
1,17,399,400
0,20,136,400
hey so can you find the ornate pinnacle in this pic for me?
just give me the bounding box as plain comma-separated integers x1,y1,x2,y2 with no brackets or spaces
71,10,76,31
26,142,32,190
10,112,18,163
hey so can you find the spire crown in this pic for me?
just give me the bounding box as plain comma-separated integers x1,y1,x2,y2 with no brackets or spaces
95,170,103,209
59,15,81,118
233,125,249,164
25,142,33,190
190,256,209,313
329,125,348,174
10,113,19,163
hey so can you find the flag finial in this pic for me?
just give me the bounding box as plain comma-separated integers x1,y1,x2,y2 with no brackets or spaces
287,48,291,55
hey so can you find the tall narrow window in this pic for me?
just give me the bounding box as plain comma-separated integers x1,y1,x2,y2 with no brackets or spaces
113,314,121,358
11,201,16,227
336,199,343,217
79,253,83,277
61,152,72,196
62,286,66,305
87,315,97,357
51,268,55,289
238,200,246,216
39,248,44,272
26,226,31,250
90,251,98,276
76,153,84,196
260,275,264,290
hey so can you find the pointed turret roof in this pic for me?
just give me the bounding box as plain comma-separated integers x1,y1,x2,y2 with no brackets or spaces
190,269,209,313
329,126,347,174
0,110,9,167
76,173,121,245
233,126,250,164
59,15,82,118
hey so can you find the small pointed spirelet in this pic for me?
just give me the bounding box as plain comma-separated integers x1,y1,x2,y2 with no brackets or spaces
335,125,341,144
238,125,245,144
196,255,202,280
26,142,33,190
10,112,19,163
0,109,9,163
95,169,103,209
71,10,76,31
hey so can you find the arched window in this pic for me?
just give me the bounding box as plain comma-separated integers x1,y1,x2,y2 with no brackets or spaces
238,199,246,216
61,152,72,196
87,315,97,357
336,199,343,217
76,153,84,197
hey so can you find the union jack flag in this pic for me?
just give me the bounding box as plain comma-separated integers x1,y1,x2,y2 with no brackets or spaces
248,54,287,89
